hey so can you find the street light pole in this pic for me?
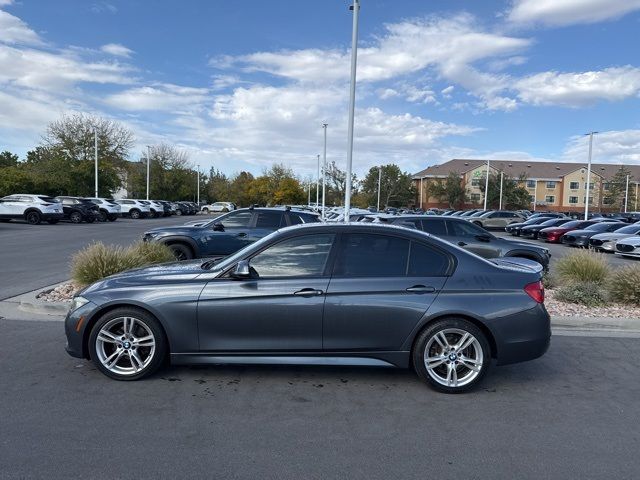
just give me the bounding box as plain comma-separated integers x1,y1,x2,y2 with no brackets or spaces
94,129,98,197
146,145,151,200
316,154,320,211
322,123,328,221
483,159,490,210
498,171,504,210
377,166,382,212
624,174,629,213
584,132,597,220
196,164,200,206
344,0,360,223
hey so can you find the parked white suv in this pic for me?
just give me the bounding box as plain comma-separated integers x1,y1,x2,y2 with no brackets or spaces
0,194,64,225
114,199,151,219
86,197,122,222
201,202,235,213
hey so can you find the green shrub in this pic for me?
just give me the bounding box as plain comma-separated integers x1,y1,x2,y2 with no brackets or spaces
71,242,139,286
128,241,175,266
71,241,175,286
608,264,640,306
542,271,556,289
555,281,608,307
555,250,610,284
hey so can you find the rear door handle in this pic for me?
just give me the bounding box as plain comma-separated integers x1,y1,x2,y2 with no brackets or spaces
294,288,324,297
406,285,436,293
458,241,467,246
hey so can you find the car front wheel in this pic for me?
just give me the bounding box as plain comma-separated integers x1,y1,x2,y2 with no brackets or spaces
69,211,82,223
89,308,167,381
168,243,193,260
413,318,491,393
130,209,141,219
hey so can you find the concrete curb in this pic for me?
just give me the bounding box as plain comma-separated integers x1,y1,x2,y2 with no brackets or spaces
0,281,71,318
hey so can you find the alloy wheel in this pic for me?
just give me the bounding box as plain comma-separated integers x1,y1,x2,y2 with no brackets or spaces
95,316,156,376
423,328,483,388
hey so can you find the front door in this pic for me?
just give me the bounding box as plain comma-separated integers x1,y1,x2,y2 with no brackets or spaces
323,233,448,351
197,233,335,351
201,210,254,256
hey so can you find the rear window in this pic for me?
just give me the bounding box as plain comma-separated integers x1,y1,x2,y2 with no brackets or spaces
333,233,409,277
408,242,450,276
38,196,58,203
421,219,448,236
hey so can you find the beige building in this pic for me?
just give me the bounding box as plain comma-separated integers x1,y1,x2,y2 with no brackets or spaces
413,159,640,212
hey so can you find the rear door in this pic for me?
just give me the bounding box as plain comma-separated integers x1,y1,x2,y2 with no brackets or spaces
322,232,449,351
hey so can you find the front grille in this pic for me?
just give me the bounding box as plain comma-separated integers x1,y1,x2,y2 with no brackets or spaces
617,244,635,252
590,239,603,246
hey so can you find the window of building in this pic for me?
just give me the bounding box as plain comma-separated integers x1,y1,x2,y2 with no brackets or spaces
471,178,481,187
569,182,579,190
526,180,536,189
546,181,556,189
584,183,594,190
583,197,594,205
545,195,555,203
603,197,614,205
470,193,481,202
569,196,578,204
603,183,610,191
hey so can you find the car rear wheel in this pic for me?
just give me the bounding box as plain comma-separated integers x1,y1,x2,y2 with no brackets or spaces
168,243,193,261
97,210,107,222
130,209,141,219
413,318,490,394
89,308,167,381
69,211,82,223
25,211,41,225
175,209,183,216
202,208,209,214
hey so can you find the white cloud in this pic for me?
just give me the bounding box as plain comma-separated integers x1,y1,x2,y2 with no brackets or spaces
90,2,117,14
0,0,15,6
105,83,209,112
441,85,454,95
100,43,133,58
563,130,640,164
376,88,398,100
508,0,640,27
515,66,640,107
0,10,43,45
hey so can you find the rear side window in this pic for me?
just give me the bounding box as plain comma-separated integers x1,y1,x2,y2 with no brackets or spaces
254,211,283,228
333,233,409,277
421,219,448,236
408,242,450,277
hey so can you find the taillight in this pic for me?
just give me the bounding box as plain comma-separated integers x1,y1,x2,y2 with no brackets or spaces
524,281,544,303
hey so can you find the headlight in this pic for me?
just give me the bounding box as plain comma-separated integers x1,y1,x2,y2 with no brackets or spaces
69,296,89,313
143,232,160,241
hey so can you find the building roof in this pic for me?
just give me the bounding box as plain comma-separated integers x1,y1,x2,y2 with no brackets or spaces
413,159,640,182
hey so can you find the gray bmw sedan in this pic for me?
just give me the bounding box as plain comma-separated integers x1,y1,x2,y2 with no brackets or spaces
65,223,550,393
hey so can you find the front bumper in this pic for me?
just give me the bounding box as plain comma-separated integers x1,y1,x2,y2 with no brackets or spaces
64,300,99,359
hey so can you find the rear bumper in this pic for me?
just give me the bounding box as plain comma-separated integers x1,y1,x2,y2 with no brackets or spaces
488,303,551,366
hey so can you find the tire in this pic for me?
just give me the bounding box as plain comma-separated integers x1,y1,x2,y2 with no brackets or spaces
69,211,82,224
175,209,183,216
413,318,491,394
25,211,41,225
202,208,209,214
88,307,167,381
130,209,141,220
150,210,158,218
168,243,193,261
47,219,59,224
108,215,118,222
97,210,108,222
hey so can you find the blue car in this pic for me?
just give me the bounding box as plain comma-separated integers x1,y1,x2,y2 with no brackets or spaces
143,207,319,260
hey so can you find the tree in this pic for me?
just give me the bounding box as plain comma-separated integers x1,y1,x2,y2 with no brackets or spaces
324,160,357,206
0,151,18,168
478,172,531,209
360,164,415,208
228,171,256,207
603,167,635,211
426,171,467,208
250,164,305,206
204,168,231,203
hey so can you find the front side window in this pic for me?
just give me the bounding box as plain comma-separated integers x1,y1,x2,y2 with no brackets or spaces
333,233,409,277
249,234,334,278
420,219,448,236
219,211,252,228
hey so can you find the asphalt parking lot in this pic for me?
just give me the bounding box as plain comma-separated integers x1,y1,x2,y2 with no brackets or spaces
0,319,638,479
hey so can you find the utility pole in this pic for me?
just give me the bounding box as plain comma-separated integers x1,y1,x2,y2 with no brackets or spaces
308,180,311,206
377,166,382,212
94,129,98,197
584,132,597,220
483,159,490,210
146,145,151,200
316,154,320,211
498,171,504,210
196,165,200,206
344,0,360,223
624,174,629,213
322,123,328,221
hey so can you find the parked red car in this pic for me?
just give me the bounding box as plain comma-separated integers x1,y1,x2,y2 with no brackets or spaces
538,220,600,243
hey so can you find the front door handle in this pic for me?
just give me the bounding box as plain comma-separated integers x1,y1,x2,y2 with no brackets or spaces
458,241,467,246
406,285,436,293
237,232,247,237
294,288,324,297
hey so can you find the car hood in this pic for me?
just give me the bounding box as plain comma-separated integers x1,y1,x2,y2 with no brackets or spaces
146,225,206,234
500,239,548,253
81,259,207,295
617,237,640,246
590,232,633,241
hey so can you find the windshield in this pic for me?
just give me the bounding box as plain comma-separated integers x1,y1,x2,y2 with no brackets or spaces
540,218,568,227
585,222,622,232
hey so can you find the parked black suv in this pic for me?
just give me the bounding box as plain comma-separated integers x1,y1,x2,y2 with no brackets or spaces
380,215,551,269
55,196,99,223
143,207,320,260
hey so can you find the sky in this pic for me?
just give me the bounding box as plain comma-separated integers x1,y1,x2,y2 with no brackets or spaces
0,0,639,179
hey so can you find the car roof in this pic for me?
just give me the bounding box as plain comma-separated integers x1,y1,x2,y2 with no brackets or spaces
276,221,432,237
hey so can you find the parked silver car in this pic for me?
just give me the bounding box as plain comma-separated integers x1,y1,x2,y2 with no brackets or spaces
469,211,526,230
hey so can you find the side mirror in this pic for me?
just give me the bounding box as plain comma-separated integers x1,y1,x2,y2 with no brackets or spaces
213,222,225,232
231,260,251,279
475,234,492,242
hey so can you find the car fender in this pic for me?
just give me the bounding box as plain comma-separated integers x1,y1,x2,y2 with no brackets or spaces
156,235,201,257
23,207,43,216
